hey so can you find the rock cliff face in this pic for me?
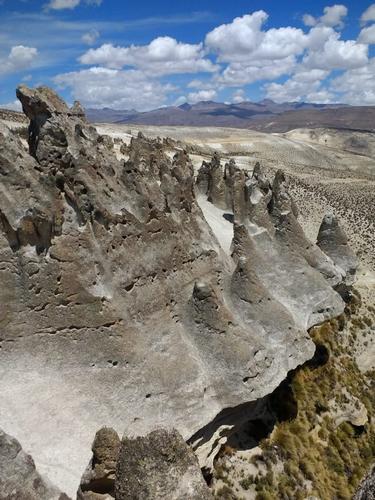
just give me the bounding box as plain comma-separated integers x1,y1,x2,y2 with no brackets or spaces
0,86,353,495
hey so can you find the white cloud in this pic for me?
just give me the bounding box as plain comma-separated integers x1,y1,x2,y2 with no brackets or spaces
264,68,333,103
204,11,307,87
302,14,317,27
360,4,375,24
80,37,217,75
205,11,268,61
217,56,296,86
331,59,375,104
81,29,100,45
320,5,348,28
303,5,348,29
187,89,218,103
45,0,101,10
358,24,375,44
205,11,307,63
303,27,368,70
54,66,174,110
0,45,38,76
231,89,246,103
0,100,22,111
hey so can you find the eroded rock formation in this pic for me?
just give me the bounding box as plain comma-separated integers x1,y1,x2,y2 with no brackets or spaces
317,213,359,285
0,86,357,495
77,427,120,499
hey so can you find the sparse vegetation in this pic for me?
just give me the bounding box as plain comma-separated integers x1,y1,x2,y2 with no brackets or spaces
217,294,374,499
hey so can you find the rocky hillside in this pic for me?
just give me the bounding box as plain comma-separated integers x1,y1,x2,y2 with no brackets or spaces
0,86,371,499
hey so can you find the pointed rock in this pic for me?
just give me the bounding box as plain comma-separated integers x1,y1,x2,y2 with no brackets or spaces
317,213,358,285
77,427,120,500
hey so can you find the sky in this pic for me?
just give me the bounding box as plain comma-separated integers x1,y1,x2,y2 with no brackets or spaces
1,0,375,110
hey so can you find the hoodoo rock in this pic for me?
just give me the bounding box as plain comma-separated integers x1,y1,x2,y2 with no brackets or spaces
77,427,120,499
0,86,357,495
317,213,359,285
115,429,213,500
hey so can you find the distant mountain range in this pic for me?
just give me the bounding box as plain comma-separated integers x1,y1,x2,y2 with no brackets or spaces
2,98,375,133
85,99,375,133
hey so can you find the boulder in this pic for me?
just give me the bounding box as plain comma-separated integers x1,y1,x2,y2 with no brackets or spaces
115,429,213,500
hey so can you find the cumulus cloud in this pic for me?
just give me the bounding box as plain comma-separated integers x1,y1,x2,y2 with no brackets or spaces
204,11,308,87
265,77,334,103
303,27,368,70
54,67,174,110
360,4,375,24
80,37,217,75
217,56,296,87
205,11,268,61
187,89,218,103
303,5,348,29
0,45,38,76
302,14,317,27
206,11,306,63
358,24,375,44
331,59,375,104
264,68,333,103
45,0,101,10
82,29,100,45
44,7,375,108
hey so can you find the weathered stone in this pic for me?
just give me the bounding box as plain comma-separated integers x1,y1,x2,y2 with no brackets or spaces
77,428,120,500
269,170,344,287
0,86,351,496
0,429,69,500
317,213,359,285
115,429,213,500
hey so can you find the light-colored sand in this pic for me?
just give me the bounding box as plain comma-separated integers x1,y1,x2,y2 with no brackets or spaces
197,196,234,255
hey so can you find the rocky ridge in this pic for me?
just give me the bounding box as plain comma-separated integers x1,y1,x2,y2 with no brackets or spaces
0,86,357,496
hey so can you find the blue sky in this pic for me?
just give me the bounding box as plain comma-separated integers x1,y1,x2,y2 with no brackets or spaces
1,0,375,110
